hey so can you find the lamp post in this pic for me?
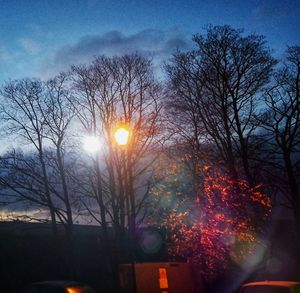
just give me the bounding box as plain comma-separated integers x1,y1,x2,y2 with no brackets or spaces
114,126,130,233
113,126,131,228
114,126,137,260
114,126,137,293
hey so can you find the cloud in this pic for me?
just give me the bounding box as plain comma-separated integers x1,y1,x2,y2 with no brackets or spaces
252,1,300,22
0,208,50,221
19,37,41,55
0,46,17,62
50,29,192,73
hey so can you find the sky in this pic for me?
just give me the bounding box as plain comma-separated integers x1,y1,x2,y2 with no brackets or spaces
0,0,298,219
0,0,299,83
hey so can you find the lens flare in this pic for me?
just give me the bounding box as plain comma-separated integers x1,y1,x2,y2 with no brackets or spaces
83,136,101,153
139,230,162,254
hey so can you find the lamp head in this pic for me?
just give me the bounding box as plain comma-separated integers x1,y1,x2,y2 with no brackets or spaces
114,127,130,146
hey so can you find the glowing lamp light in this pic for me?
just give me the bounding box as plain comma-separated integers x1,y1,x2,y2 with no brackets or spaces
114,127,129,146
82,136,101,153
67,288,80,293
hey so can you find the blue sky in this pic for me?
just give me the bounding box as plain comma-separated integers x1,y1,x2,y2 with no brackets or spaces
0,0,299,83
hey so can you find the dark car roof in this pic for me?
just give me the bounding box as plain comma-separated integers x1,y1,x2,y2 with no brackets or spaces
242,281,300,288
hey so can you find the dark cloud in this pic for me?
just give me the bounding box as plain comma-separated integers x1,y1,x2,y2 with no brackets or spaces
51,29,192,71
252,1,300,22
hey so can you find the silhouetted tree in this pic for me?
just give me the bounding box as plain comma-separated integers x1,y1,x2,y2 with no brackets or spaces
259,46,300,231
0,79,58,234
0,76,76,238
166,25,276,184
71,54,163,243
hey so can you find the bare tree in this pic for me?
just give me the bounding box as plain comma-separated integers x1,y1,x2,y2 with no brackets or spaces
70,59,111,241
166,25,276,184
42,73,77,237
0,79,57,234
259,46,300,230
71,54,162,242
0,76,76,237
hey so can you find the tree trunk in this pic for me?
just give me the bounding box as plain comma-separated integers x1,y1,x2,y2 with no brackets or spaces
232,98,254,185
95,157,108,240
39,151,57,235
284,153,300,232
56,145,73,238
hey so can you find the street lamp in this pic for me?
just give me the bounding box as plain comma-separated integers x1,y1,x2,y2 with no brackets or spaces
114,125,137,263
114,127,130,146
82,127,129,152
